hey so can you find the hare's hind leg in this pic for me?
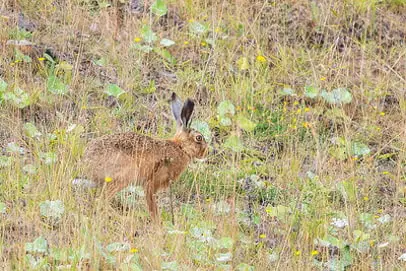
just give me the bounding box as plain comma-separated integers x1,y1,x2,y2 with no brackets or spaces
145,185,159,222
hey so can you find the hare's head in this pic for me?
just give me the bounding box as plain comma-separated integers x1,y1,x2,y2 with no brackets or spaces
170,92,208,159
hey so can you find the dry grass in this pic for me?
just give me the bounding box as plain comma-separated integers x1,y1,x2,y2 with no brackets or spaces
0,0,405,270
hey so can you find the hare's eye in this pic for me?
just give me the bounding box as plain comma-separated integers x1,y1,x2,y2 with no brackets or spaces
195,135,203,142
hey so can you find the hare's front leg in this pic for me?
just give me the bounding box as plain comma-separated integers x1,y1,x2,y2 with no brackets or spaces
145,185,159,221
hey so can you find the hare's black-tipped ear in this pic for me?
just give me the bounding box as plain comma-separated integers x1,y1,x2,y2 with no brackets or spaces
181,98,194,129
171,92,183,128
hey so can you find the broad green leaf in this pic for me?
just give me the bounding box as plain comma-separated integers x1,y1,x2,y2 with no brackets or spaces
219,116,232,126
328,146,347,161
237,57,249,70
141,24,157,43
139,80,156,94
236,263,255,271
154,48,176,64
160,38,175,47
265,205,291,220
105,84,125,98
15,48,32,63
151,0,167,17
235,114,256,132
25,236,48,254
268,251,279,263
0,202,6,214
336,180,357,202
331,217,348,228
9,26,32,40
217,100,235,116
191,120,212,143
47,75,68,95
133,43,154,53
212,200,231,215
304,86,319,98
0,156,12,168
43,53,55,63
25,254,48,269
6,142,25,154
189,225,214,242
378,214,391,224
224,134,244,152
353,230,370,242
55,61,73,71
39,152,57,165
161,261,178,271
3,88,30,108
120,254,143,271
321,88,352,105
351,142,370,156
359,213,376,229
93,57,107,66
189,21,209,35
181,204,199,219
94,239,116,265
279,88,296,96
23,164,37,175
106,242,130,253
217,237,234,249
215,252,232,262
316,235,346,249
24,122,42,138
0,78,7,92
40,200,65,220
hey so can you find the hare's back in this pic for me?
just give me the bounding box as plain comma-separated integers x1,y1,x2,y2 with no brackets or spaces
85,132,168,157
83,133,170,184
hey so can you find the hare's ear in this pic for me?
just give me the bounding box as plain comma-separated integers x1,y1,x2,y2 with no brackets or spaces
181,98,194,129
171,92,183,128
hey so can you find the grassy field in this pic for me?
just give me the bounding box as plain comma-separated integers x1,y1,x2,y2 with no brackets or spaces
1,0,405,270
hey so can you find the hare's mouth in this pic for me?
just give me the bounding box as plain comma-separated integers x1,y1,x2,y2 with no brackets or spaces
197,147,209,159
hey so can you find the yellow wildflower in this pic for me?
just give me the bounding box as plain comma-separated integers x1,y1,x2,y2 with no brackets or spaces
294,250,301,256
379,112,385,116
201,41,207,46
37,57,46,61
304,107,310,112
183,41,189,45
130,248,138,253
302,122,310,128
259,234,266,239
320,77,326,81
134,37,142,43
311,250,319,256
256,55,267,63
105,176,113,183
363,196,369,201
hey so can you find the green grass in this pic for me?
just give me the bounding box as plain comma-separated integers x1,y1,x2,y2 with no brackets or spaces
1,0,405,270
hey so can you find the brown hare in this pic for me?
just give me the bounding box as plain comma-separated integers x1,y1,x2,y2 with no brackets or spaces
80,93,208,221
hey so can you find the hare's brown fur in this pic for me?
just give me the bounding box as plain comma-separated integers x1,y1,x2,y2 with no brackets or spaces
81,93,208,220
